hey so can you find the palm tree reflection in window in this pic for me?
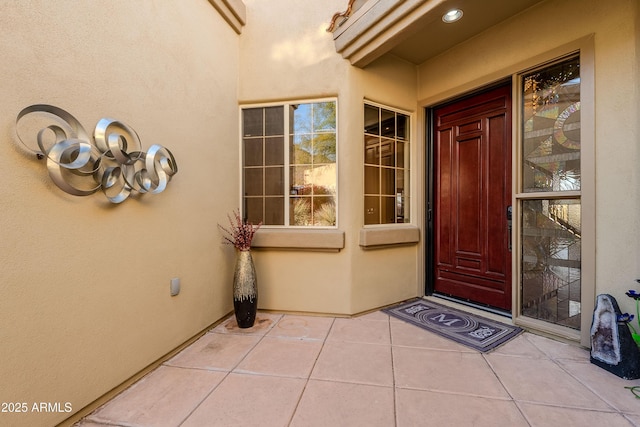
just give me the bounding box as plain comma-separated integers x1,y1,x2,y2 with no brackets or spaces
290,102,337,226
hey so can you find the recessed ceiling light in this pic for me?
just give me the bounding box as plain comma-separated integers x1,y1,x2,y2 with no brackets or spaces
442,9,463,23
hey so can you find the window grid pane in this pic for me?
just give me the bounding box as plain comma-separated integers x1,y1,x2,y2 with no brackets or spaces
363,104,410,224
243,108,263,137
289,102,336,226
242,101,336,227
242,106,285,225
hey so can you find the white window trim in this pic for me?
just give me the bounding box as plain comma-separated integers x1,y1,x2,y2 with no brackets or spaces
362,99,415,228
239,97,339,230
359,100,418,248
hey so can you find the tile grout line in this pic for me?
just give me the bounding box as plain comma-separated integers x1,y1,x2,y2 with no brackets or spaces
545,355,622,414
300,377,396,389
481,352,533,426
513,398,629,414
176,314,280,427
521,333,623,415
387,313,399,427
286,316,337,427
622,413,640,426
392,384,517,401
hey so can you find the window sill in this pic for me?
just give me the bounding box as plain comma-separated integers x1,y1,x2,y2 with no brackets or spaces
251,229,345,251
359,225,420,248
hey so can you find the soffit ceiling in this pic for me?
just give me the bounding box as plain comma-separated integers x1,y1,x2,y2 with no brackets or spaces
333,0,545,67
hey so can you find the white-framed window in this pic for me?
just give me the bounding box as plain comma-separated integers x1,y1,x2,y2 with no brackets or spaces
241,99,337,227
364,102,410,225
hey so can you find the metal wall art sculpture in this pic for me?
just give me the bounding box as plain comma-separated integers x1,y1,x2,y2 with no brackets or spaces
15,104,178,203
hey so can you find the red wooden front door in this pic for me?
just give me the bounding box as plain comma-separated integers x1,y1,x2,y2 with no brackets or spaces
433,84,512,310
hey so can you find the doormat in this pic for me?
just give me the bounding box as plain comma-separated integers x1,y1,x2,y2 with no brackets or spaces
383,299,523,352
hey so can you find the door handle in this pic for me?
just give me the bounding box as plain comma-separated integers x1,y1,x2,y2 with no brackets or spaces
506,205,512,252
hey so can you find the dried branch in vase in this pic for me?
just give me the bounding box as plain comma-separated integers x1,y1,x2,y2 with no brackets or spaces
217,210,261,251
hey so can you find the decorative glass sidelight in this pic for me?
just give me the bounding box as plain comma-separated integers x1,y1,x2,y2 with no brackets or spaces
521,199,581,329
522,57,580,192
520,55,582,330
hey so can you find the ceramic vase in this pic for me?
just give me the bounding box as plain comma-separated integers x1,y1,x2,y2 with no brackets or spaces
233,249,257,328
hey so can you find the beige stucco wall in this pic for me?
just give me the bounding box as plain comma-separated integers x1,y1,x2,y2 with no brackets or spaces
0,1,241,425
16,0,634,422
348,56,421,313
239,0,352,315
416,0,640,316
239,0,420,315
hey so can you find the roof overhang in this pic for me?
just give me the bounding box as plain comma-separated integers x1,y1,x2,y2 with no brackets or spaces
330,0,544,67
208,0,246,34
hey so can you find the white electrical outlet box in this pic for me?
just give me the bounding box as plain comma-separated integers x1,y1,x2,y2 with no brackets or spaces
170,277,180,296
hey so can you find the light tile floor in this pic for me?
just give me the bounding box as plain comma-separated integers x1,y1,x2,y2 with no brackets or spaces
77,310,640,427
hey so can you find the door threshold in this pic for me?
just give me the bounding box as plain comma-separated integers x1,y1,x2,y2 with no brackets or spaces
430,293,512,319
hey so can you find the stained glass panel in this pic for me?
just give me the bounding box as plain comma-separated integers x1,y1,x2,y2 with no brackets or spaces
522,56,580,192
519,55,582,331
521,199,581,329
